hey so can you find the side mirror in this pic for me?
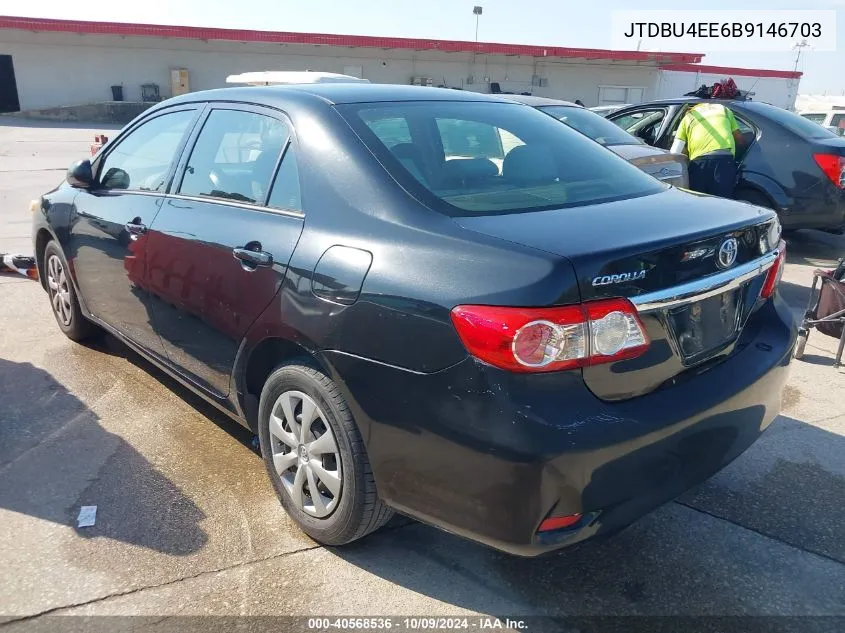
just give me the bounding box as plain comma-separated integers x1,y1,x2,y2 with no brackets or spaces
67,159,94,189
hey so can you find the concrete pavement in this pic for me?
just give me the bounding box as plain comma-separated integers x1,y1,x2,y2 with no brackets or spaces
1,119,844,624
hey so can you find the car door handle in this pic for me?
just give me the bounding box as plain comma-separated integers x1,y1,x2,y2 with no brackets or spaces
125,220,147,240
233,246,273,268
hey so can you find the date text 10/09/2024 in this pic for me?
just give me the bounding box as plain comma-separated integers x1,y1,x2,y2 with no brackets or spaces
622,22,822,39
307,618,529,630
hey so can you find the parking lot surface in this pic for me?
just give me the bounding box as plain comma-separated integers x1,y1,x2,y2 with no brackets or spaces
1,118,844,624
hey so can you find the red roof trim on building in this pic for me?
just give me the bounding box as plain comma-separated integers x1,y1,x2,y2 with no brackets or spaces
661,63,801,79
0,15,704,64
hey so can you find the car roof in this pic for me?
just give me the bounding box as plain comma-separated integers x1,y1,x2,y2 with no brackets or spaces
163,83,517,108
500,95,580,108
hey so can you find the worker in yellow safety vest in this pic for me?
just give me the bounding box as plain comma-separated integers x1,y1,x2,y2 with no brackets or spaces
670,102,745,198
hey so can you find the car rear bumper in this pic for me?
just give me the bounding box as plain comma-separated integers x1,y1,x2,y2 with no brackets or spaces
780,186,845,230
321,296,796,556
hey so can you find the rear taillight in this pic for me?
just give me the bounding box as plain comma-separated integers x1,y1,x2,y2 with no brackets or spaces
760,240,786,299
538,514,583,532
813,153,845,189
450,298,650,373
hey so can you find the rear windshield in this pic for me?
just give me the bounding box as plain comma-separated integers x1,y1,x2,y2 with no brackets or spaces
339,101,663,217
747,102,838,140
538,105,641,146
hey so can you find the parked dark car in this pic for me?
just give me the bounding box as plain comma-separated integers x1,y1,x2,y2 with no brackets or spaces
33,85,795,556
504,95,688,187
607,98,845,232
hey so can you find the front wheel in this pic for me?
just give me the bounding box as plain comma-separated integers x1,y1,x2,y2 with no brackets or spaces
43,241,101,342
257,362,393,546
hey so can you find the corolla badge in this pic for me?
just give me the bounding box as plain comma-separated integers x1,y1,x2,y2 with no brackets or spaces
716,237,739,269
592,270,647,286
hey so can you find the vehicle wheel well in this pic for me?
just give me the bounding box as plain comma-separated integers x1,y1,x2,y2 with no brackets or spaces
35,229,53,290
734,186,775,210
242,337,325,428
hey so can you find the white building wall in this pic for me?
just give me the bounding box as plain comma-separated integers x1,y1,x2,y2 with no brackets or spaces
0,29,661,110
655,70,798,110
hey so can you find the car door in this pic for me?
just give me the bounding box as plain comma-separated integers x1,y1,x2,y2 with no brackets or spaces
69,106,201,357
657,104,759,161
144,104,304,397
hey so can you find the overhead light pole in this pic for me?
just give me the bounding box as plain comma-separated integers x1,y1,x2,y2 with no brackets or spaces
792,39,810,73
473,6,483,43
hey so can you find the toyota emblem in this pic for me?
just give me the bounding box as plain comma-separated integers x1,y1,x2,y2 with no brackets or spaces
717,237,738,269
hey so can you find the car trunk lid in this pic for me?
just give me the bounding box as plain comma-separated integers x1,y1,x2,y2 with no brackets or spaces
608,144,689,187
455,188,781,400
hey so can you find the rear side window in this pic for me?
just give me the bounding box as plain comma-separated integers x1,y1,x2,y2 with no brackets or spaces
748,102,838,140
267,144,302,212
98,110,195,192
342,101,664,217
179,109,290,204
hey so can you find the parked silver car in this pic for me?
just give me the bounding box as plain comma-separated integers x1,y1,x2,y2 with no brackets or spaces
505,95,688,188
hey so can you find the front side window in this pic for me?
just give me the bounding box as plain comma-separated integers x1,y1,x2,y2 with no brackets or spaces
341,101,664,217
611,108,667,145
98,109,195,192
179,109,290,204
612,109,665,133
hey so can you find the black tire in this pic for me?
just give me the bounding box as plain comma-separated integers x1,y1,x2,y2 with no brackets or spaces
42,241,101,342
257,362,393,546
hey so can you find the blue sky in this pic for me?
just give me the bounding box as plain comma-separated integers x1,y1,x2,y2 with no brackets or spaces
7,0,844,93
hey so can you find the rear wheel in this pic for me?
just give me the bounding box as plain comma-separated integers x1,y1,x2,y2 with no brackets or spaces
43,241,100,342
257,362,393,546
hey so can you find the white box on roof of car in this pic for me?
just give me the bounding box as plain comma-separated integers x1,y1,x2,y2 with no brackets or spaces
225,71,370,86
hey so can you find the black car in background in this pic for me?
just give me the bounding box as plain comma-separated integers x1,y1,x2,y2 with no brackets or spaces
607,98,845,232
33,85,794,556
504,95,688,188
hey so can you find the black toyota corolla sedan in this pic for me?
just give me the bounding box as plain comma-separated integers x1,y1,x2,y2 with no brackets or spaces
32,84,795,556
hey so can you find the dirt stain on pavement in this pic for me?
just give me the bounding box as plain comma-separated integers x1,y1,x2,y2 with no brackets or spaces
781,385,801,410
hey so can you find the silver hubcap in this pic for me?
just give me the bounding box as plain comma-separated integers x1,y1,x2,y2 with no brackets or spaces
46,255,72,326
268,390,341,518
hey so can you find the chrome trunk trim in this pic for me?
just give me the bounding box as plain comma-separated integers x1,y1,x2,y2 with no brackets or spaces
631,249,780,313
